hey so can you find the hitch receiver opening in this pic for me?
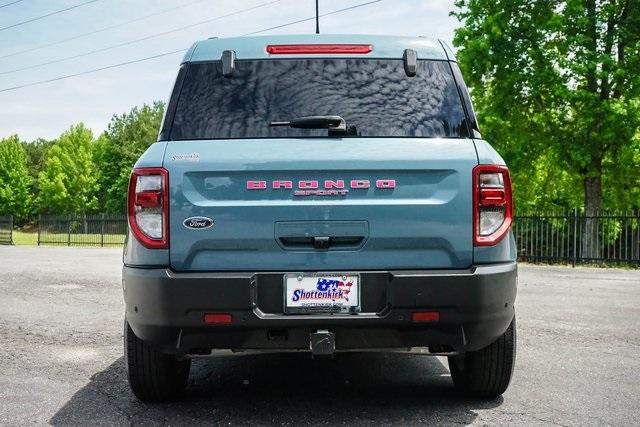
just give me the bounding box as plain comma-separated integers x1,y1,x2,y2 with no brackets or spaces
310,330,335,356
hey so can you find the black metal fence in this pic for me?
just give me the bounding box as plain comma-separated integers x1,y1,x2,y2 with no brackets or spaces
0,215,12,245
37,214,127,246
514,211,640,265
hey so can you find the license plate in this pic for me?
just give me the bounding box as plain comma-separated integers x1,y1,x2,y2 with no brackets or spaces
284,273,360,314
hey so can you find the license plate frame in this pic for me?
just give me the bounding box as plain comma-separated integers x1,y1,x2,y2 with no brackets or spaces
283,272,360,314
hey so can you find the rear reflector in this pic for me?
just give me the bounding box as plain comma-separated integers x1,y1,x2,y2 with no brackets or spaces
266,44,373,55
412,311,440,323
203,313,232,324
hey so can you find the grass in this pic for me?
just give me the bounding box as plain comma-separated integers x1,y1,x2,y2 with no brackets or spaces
11,231,125,246
12,231,37,245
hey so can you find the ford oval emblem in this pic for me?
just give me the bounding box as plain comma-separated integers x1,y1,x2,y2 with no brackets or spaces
183,216,214,230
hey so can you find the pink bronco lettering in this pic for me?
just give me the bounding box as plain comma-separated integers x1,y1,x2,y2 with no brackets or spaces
246,179,396,195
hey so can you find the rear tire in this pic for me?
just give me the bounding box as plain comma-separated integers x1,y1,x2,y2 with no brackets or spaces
124,320,191,402
448,316,516,398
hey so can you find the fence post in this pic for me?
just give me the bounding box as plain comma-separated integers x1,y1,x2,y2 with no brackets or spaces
101,214,105,247
572,208,578,267
10,215,13,245
67,216,71,247
37,215,41,246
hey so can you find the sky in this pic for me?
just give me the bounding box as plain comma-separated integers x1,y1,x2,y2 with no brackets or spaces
0,0,459,141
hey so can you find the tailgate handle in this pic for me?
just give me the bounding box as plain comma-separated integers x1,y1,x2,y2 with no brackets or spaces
278,235,364,250
313,236,331,250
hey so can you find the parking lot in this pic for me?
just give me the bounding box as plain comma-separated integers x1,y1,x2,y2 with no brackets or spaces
0,246,638,425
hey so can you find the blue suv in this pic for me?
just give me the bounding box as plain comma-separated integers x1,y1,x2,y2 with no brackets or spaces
123,35,517,401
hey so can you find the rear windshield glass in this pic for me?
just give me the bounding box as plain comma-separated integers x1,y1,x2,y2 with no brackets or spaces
169,59,469,140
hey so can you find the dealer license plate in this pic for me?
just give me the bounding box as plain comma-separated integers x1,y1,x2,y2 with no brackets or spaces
284,273,360,314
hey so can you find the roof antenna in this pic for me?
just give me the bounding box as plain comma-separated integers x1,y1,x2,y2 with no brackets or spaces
315,0,320,34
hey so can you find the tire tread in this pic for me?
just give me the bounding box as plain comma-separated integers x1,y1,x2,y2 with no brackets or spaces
125,321,190,402
448,317,516,398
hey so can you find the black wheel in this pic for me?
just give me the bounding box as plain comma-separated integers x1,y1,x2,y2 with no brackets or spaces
124,320,191,402
448,316,516,398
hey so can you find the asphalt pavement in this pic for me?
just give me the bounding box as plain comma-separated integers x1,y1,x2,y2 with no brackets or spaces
0,246,639,426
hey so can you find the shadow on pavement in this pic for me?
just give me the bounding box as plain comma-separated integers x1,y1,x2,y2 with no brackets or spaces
50,353,503,425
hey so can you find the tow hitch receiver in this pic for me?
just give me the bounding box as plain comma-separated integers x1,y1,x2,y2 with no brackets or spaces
310,330,335,356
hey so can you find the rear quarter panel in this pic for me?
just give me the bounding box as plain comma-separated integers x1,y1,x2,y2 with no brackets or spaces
123,142,170,267
472,139,517,264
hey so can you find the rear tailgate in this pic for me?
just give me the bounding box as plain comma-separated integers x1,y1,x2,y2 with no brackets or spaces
165,137,477,271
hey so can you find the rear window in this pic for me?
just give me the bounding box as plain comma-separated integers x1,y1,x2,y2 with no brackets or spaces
169,59,470,140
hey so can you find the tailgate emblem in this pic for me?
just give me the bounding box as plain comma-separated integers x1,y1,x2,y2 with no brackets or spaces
183,216,214,230
246,179,396,196
171,152,200,162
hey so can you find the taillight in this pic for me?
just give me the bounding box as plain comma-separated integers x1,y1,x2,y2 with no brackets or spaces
473,165,512,246
266,44,373,55
128,167,169,249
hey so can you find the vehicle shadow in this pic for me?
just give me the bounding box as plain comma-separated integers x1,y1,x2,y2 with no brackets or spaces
50,352,503,425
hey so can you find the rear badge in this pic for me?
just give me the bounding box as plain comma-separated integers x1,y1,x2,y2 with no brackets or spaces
172,152,200,162
183,216,214,230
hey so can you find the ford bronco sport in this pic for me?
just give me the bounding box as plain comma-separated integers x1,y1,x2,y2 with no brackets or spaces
123,35,517,402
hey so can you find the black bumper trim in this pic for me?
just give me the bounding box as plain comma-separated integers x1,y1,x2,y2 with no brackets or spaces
123,263,517,354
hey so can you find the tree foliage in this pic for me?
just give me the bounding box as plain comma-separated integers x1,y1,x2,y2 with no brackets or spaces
37,123,98,214
22,138,56,180
453,0,640,213
94,102,165,213
0,135,32,221
22,138,56,209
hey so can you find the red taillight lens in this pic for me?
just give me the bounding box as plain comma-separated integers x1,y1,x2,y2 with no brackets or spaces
266,44,373,55
203,313,232,325
479,188,506,206
473,165,512,246
135,191,162,208
128,167,169,249
412,311,440,323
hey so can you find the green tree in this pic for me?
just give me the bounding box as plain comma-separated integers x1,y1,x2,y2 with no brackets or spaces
453,0,640,255
22,137,56,215
37,124,98,214
22,138,56,180
95,101,165,213
0,135,32,222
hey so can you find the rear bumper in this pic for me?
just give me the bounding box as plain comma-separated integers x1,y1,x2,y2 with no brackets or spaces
123,263,517,354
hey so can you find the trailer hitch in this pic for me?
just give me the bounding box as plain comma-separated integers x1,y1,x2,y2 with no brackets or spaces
310,329,335,357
